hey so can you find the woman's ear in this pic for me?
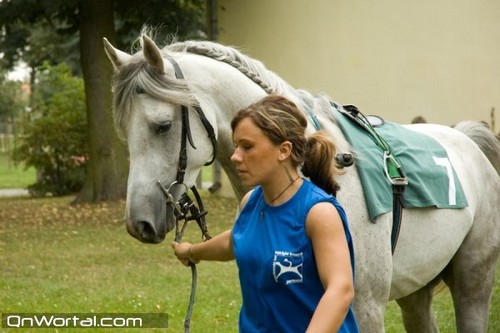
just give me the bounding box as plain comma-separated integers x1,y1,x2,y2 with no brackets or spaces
278,141,293,161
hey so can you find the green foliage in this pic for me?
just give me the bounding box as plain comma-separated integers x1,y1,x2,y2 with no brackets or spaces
0,72,26,122
0,0,208,202
0,0,207,74
13,63,87,196
114,0,207,47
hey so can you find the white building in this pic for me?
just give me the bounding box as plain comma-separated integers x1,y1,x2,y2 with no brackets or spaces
217,0,500,127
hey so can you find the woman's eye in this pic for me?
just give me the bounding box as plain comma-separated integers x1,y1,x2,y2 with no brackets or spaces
155,122,172,135
240,144,252,151
233,141,253,151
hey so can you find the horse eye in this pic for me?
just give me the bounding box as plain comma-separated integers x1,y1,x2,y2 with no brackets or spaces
155,121,172,135
135,86,145,94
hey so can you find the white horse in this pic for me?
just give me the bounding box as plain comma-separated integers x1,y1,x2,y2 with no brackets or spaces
453,120,500,175
103,34,499,332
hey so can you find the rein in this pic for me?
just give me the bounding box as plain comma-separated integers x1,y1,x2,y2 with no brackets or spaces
156,55,215,333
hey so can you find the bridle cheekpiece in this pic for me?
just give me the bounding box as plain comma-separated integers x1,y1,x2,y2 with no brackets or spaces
155,54,216,333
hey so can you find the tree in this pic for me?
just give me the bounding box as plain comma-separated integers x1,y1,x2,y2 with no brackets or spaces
13,63,88,196
0,0,206,202
0,72,24,123
75,0,128,202
0,72,26,154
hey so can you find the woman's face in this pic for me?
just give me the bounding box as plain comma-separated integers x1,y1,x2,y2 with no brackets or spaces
231,117,282,187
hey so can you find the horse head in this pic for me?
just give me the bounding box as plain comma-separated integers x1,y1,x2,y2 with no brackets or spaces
103,36,217,243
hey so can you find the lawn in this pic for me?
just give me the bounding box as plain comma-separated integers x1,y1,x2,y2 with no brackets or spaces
0,153,36,189
0,193,498,332
0,195,240,332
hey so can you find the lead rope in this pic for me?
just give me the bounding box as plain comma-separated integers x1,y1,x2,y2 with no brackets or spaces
158,182,211,333
157,54,215,332
173,212,196,333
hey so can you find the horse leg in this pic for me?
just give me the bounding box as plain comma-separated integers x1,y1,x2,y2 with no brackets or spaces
395,278,441,333
353,297,387,333
336,172,393,333
441,240,498,333
350,220,392,332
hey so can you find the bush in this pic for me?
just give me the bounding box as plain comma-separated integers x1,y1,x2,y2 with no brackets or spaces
13,63,88,196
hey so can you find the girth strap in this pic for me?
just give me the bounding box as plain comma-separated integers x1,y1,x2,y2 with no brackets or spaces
333,102,407,254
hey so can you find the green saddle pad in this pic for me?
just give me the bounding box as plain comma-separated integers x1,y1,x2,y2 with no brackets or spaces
333,110,468,221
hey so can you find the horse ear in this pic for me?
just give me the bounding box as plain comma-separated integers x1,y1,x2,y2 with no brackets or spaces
141,35,165,74
103,37,132,71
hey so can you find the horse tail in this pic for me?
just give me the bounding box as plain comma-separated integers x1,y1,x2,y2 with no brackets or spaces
454,120,500,175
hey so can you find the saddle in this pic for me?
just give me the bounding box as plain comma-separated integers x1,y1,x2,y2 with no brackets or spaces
331,104,468,222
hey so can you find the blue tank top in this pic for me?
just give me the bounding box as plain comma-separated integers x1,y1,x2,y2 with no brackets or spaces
232,179,359,333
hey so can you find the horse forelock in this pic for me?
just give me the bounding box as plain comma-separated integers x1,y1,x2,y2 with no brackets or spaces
111,57,197,137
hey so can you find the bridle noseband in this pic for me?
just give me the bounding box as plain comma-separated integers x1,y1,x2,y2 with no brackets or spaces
156,55,216,333
157,180,211,242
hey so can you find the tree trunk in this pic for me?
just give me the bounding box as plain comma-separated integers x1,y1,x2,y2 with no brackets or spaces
74,0,128,203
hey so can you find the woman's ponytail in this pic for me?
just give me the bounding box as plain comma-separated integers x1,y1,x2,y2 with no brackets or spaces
301,131,343,196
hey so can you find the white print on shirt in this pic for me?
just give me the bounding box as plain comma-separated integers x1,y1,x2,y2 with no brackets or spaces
273,251,303,285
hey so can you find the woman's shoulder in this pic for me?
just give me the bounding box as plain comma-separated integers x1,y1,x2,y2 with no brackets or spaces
239,186,263,211
302,179,335,202
302,180,346,217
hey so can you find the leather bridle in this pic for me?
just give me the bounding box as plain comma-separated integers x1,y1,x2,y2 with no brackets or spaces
156,54,216,333
165,54,217,185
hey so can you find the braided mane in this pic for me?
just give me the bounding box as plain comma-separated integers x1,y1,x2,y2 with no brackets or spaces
165,41,347,146
166,41,294,95
114,35,338,142
165,40,333,125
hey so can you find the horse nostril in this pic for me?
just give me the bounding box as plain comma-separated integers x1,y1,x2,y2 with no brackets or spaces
135,221,159,243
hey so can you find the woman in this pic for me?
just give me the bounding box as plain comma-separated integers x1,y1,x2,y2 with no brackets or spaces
172,95,358,332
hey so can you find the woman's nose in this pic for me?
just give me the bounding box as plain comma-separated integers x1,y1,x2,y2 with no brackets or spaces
230,148,242,163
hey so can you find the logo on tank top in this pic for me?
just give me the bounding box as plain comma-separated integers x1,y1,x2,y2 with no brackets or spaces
273,251,303,285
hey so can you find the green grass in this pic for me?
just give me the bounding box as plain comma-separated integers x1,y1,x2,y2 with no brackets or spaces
0,153,36,189
0,152,212,190
0,194,240,333
0,194,498,332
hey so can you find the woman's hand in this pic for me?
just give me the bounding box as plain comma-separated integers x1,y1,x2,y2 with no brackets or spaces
171,230,235,265
171,242,200,266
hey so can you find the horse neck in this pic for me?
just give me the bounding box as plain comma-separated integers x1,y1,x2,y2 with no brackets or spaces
176,52,269,198
174,50,352,198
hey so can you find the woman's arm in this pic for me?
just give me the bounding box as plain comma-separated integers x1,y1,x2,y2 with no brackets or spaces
172,229,234,266
305,202,355,333
171,190,254,266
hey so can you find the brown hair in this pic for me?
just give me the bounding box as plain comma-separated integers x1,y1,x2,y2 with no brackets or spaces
231,95,342,196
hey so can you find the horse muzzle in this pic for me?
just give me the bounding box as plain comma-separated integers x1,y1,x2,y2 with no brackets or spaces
126,217,172,244
125,190,176,243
